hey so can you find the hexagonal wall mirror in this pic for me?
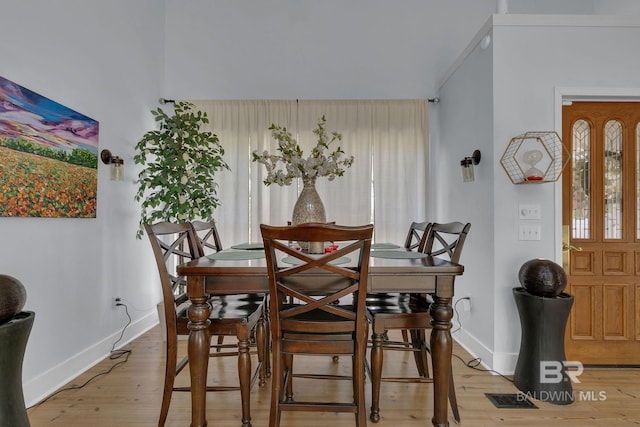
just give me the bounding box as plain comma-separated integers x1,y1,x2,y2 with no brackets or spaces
500,131,569,184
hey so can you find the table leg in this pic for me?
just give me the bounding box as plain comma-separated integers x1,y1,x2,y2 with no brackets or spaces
430,292,453,427
237,327,252,427
369,331,384,422
188,276,211,427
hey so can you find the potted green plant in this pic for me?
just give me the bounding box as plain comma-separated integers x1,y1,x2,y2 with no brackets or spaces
134,101,229,238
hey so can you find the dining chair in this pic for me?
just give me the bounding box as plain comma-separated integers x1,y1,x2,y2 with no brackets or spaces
261,222,373,427
367,221,430,345
145,221,267,427
366,221,470,423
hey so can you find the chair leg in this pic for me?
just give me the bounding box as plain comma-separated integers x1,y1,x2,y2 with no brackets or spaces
284,353,294,401
159,337,178,427
411,329,430,378
237,329,252,427
354,338,367,427
369,330,384,423
263,304,271,377
401,328,409,344
269,341,283,427
216,335,224,352
449,367,461,423
256,313,266,387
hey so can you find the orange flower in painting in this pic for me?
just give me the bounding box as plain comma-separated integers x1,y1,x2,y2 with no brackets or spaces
0,147,97,218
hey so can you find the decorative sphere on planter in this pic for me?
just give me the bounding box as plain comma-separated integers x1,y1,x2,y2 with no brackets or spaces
518,258,567,297
0,274,27,323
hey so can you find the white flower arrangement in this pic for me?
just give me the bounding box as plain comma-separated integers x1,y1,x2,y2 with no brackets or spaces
252,115,354,186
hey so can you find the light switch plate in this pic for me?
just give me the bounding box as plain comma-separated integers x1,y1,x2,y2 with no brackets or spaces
519,224,541,240
519,204,541,220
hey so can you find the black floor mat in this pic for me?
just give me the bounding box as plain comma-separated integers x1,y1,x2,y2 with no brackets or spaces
485,393,538,409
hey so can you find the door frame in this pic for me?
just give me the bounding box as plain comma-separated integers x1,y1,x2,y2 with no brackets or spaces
552,87,640,261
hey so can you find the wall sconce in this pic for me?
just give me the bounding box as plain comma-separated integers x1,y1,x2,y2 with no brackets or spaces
100,149,124,181
460,150,481,182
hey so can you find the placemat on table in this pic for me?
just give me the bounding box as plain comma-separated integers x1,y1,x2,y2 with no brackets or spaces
282,255,351,266
208,250,265,261
370,250,428,259
230,243,264,250
371,243,402,250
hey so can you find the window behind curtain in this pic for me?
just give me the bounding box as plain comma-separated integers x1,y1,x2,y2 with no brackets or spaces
191,99,428,247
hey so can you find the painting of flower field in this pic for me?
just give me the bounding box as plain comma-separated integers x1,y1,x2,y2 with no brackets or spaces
0,76,98,218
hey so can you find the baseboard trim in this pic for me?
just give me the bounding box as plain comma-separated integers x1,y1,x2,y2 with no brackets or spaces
24,310,158,408
453,328,518,376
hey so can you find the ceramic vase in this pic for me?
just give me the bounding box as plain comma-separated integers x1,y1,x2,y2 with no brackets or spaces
292,177,326,251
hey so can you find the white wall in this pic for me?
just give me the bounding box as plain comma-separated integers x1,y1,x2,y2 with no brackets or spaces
439,14,640,373
436,24,496,361
0,1,165,406
593,0,640,15
163,0,498,99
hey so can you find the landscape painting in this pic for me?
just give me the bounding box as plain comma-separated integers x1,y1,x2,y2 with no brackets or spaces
0,75,98,218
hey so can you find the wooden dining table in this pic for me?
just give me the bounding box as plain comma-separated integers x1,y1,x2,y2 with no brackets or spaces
177,245,464,427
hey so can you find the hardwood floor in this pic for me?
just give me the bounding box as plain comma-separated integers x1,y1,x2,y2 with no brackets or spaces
27,327,640,426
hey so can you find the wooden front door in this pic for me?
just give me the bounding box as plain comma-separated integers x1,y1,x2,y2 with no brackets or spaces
562,101,640,365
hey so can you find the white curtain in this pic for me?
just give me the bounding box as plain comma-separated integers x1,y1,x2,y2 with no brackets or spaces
190,99,428,247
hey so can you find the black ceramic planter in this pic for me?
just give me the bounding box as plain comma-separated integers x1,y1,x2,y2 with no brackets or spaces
513,287,574,405
0,311,34,427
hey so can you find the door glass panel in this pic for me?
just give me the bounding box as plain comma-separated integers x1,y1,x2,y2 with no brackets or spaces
604,120,622,239
572,119,590,239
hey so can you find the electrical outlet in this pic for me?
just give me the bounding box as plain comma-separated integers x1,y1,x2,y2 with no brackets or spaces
113,296,122,309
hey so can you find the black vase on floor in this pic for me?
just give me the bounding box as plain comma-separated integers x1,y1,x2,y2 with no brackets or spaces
513,287,574,405
0,311,34,427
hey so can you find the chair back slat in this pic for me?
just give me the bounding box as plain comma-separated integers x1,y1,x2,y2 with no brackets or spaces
421,221,471,263
404,221,430,251
191,219,223,254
